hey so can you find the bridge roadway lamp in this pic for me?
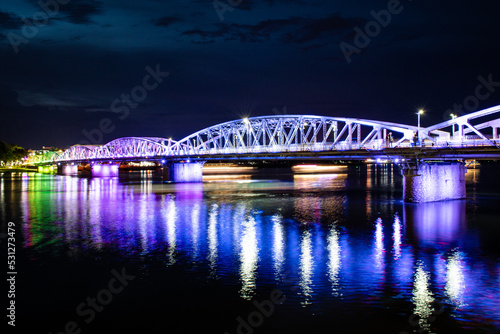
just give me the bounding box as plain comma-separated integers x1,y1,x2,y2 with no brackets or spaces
450,113,457,139
416,109,424,146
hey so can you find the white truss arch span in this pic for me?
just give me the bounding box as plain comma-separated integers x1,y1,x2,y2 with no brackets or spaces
172,115,417,156
421,105,500,147
91,137,176,160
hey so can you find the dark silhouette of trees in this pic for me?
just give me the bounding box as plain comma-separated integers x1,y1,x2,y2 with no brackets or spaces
0,141,27,163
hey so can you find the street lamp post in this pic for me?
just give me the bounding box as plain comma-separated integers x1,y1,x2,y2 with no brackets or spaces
450,114,457,139
416,109,424,146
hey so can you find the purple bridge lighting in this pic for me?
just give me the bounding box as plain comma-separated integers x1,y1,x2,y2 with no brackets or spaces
26,105,500,202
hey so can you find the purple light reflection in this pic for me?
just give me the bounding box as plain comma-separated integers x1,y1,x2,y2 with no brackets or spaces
404,200,466,247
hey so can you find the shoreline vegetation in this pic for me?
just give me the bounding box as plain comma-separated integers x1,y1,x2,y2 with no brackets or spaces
1,141,28,166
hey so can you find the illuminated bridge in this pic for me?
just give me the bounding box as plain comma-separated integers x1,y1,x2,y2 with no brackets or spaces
26,105,500,202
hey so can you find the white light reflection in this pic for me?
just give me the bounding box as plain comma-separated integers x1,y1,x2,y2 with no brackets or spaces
0,177,5,223
88,188,103,249
138,197,149,253
412,262,434,332
239,215,259,300
327,223,341,295
299,228,313,305
63,177,79,244
374,218,384,269
207,204,218,275
272,214,285,279
392,215,402,260
166,196,177,265
445,250,466,308
232,204,246,247
190,203,201,260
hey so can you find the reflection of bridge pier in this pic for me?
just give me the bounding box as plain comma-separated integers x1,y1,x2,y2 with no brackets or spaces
403,200,466,245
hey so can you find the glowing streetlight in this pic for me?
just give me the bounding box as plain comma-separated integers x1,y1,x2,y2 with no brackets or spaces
416,109,424,146
450,113,457,138
417,109,424,129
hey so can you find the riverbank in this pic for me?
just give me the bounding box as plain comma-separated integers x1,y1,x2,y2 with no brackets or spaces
0,167,38,173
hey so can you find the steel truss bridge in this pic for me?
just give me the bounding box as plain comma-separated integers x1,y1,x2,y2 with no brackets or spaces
27,105,500,165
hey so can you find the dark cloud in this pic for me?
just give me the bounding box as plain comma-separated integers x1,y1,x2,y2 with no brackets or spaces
25,0,103,24
0,10,22,30
59,0,103,24
182,13,364,47
153,15,183,27
285,14,366,44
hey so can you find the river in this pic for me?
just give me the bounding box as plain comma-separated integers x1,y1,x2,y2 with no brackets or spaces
1,163,499,333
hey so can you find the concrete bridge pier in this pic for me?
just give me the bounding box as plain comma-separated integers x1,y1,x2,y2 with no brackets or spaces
38,165,56,174
57,164,78,175
401,161,466,203
162,161,205,182
90,163,119,177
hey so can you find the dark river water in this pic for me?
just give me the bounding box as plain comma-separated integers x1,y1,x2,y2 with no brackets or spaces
1,163,500,334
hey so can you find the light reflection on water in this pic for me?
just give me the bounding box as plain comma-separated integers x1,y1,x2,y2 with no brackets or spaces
327,223,341,295
2,169,500,332
272,214,285,279
299,228,313,305
445,250,466,308
239,212,259,299
412,262,435,333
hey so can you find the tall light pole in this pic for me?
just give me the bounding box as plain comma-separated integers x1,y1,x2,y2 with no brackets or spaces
416,109,424,146
450,113,457,139
243,118,250,148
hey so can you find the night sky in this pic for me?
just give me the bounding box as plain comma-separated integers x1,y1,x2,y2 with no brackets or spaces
1,0,499,148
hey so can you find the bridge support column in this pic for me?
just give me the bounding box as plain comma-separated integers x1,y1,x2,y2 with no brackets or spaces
57,164,78,175
163,161,204,182
401,162,466,203
38,165,56,174
91,164,119,177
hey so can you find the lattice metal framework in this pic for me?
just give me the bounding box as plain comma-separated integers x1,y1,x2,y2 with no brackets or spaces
92,137,176,159
172,115,417,155
24,107,500,165
422,105,500,147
